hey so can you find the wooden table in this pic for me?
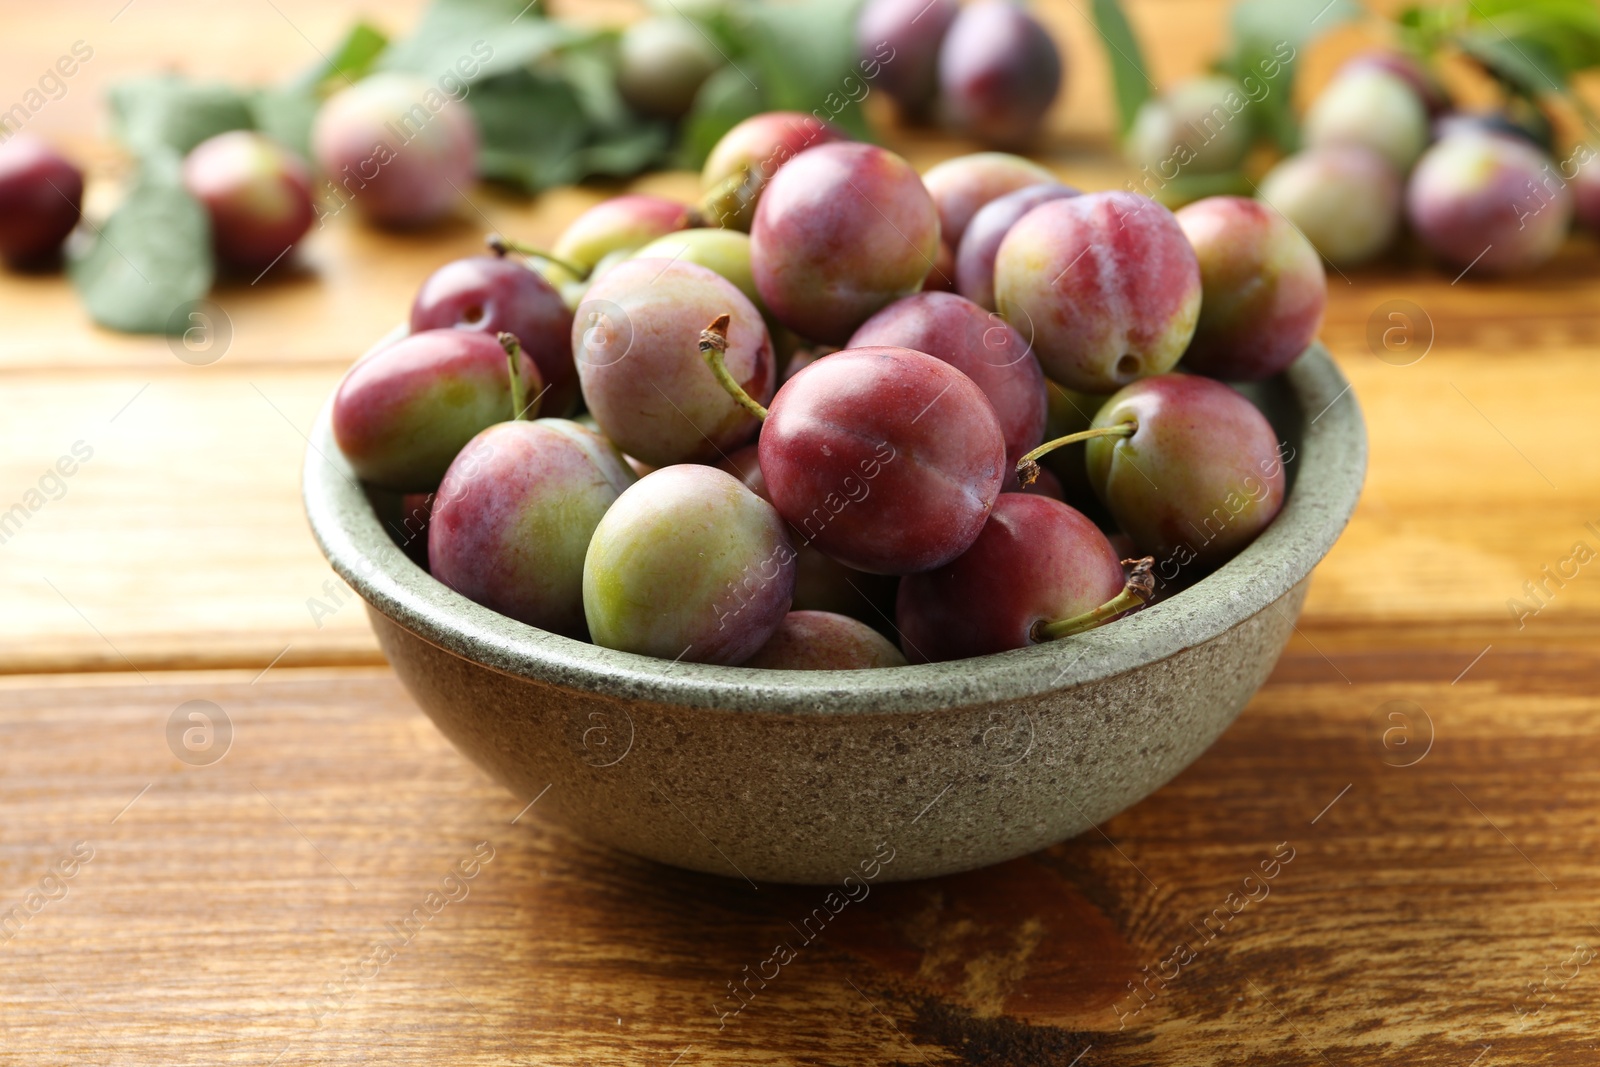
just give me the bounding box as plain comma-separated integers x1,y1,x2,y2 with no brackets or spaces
5,2,1600,1064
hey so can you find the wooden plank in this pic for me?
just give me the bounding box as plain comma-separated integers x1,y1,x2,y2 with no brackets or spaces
0,651,1595,1065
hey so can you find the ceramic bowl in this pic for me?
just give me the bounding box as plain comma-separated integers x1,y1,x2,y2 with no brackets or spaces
304,340,1364,884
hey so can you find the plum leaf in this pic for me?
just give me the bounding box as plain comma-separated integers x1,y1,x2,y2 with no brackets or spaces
69,159,214,335
1090,0,1154,136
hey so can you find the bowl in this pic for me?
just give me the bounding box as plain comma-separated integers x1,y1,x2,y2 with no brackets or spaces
304,340,1365,884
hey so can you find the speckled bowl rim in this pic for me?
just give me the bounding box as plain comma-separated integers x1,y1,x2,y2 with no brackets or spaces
304,340,1365,716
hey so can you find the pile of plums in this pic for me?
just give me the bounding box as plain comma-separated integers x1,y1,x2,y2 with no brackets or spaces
331,111,1316,672
856,0,1063,149
1130,50,1600,275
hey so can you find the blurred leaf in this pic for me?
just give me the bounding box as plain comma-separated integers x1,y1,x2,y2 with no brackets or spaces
290,20,390,93
736,0,873,140
571,123,672,177
69,157,213,335
559,32,633,130
108,75,256,158
379,0,585,82
677,63,766,168
1457,30,1567,98
1090,0,1153,136
470,71,590,188
1467,0,1600,73
249,87,320,161
1225,0,1359,152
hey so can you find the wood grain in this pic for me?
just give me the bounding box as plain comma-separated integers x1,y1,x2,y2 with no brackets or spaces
2,649,1597,1066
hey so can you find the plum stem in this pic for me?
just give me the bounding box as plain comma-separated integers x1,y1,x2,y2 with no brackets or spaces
498,332,531,421
700,314,769,420
1032,557,1156,642
695,164,760,228
486,234,587,278
1015,422,1137,487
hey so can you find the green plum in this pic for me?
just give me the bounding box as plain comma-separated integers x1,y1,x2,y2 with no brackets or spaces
552,195,694,274
1304,67,1428,173
1085,374,1286,571
583,465,796,664
632,228,765,313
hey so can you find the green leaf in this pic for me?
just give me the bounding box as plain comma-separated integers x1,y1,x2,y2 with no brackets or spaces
1456,29,1568,98
250,86,320,162
108,75,256,158
570,123,672,177
470,71,589,188
735,0,874,140
69,158,214,335
1090,0,1153,136
559,32,633,130
289,20,390,92
1226,0,1360,152
677,63,766,169
379,0,585,82
1462,0,1600,79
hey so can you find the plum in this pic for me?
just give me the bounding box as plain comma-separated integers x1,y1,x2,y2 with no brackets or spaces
583,464,796,664
896,493,1127,662
1257,145,1402,267
552,194,694,275
856,0,959,120
716,444,899,627
756,346,1006,574
1406,131,1572,276
1339,51,1449,118
742,611,907,669
574,257,773,467
1125,76,1252,178
938,0,1062,149
751,142,938,344
1433,110,1550,153
1176,195,1325,381
616,16,722,120
1303,67,1428,173
632,228,764,313
0,133,82,268
923,236,957,292
921,151,1054,247
429,418,636,637
1574,147,1600,234
994,191,1201,393
332,329,543,491
1084,374,1285,569
411,255,578,416
700,111,850,231
849,291,1046,478
182,131,314,275
312,73,479,229
955,181,1078,309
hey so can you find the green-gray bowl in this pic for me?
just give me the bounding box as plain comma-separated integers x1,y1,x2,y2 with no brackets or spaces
304,341,1364,884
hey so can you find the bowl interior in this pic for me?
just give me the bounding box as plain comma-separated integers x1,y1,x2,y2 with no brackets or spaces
303,342,1366,715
